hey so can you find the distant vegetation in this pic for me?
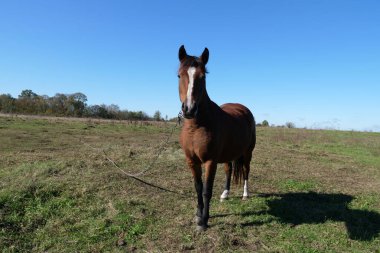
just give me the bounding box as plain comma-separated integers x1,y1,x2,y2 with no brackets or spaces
0,90,296,126
256,120,271,128
0,90,164,121
285,121,296,128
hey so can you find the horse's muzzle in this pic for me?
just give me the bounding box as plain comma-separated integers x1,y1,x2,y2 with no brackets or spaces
182,102,198,119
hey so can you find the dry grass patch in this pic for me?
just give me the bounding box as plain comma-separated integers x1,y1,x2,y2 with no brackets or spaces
1,117,379,252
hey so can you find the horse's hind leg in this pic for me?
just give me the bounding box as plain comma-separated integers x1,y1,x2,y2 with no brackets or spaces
243,125,256,200
220,162,232,201
242,153,252,200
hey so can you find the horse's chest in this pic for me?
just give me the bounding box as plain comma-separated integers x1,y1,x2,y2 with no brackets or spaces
180,129,216,162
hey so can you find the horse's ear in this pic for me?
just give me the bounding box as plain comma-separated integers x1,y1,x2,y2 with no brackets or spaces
201,47,209,65
179,45,187,62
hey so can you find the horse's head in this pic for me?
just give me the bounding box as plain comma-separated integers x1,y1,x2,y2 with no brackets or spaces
178,45,209,119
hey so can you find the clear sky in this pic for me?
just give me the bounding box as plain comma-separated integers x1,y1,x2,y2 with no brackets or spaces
1,0,379,131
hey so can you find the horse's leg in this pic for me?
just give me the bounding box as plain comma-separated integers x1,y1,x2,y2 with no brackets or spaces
242,153,252,200
198,161,217,231
188,160,203,224
220,162,232,201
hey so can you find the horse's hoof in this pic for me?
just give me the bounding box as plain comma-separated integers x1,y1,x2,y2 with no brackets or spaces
220,190,229,201
242,196,249,200
193,216,202,224
196,225,207,232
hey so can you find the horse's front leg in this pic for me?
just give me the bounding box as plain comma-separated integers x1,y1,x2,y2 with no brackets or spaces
198,161,217,231
187,160,203,225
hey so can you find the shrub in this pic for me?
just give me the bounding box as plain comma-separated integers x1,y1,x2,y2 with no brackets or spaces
262,120,269,127
285,122,296,128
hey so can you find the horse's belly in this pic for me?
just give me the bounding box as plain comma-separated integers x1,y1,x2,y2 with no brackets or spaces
216,125,252,162
217,141,249,162
196,136,249,164
180,120,253,164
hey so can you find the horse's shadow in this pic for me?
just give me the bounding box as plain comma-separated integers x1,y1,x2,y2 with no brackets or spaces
217,192,380,241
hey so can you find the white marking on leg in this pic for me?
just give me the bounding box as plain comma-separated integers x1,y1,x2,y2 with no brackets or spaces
186,67,196,108
220,190,229,201
243,180,249,198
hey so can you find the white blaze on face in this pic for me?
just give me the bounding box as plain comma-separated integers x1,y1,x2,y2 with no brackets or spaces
186,67,196,108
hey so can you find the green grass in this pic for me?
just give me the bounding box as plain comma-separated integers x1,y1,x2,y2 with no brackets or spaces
1,115,380,252
278,179,320,192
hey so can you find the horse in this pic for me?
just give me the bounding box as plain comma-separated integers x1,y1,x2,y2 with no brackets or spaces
177,45,256,231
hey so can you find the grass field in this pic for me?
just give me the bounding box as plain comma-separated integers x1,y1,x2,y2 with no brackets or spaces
1,115,380,252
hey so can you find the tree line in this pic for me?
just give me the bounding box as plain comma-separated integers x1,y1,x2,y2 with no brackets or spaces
0,90,165,121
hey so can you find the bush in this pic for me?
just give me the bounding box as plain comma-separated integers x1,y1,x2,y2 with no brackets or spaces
285,122,296,128
262,120,269,127
153,110,162,121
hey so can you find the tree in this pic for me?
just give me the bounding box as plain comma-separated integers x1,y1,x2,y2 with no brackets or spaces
84,104,109,118
285,122,296,128
262,120,269,127
134,111,149,121
153,110,162,121
106,104,120,119
0,94,15,113
19,89,38,99
34,95,49,114
50,93,68,115
16,90,40,114
67,93,87,116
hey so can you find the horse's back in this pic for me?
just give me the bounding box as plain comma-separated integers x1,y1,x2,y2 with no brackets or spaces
220,103,255,127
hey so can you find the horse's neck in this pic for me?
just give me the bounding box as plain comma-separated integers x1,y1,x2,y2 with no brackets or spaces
184,93,220,129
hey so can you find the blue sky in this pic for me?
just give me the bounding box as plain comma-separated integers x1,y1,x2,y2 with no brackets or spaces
0,1,379,131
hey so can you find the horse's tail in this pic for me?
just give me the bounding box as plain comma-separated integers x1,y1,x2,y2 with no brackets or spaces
232,157,244,185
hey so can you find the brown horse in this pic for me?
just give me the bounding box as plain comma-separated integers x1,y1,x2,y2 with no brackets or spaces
177,45,256,231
